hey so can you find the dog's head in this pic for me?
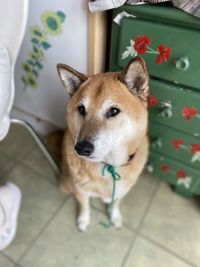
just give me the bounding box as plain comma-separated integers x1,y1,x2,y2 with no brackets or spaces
57,57,149,163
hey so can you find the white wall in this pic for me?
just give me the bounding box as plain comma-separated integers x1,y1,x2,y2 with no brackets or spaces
13,0,88,136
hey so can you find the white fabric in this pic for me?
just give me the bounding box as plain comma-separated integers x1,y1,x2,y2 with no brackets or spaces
0,182,21,251
0,42,12,141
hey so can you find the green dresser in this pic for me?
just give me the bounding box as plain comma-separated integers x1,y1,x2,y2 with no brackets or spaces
109,4,200,197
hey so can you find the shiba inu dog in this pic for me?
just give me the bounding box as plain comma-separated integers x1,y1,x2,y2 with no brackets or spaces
57,56,149,231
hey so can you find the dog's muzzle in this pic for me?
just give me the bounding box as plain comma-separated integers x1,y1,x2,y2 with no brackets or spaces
74,140,94,157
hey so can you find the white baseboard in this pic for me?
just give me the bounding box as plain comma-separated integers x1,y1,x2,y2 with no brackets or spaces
11,107,63,137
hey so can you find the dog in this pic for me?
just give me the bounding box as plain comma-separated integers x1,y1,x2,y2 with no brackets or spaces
56,56,149,231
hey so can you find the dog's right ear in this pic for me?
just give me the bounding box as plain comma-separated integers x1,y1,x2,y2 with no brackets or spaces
57,64,87,96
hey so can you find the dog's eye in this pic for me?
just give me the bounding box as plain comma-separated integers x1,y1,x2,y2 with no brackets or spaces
106,107,120,118
77,105,86,116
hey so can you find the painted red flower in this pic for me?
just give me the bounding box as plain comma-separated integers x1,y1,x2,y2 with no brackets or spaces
160,164,170,173
191,144,200,154
134,35,151,54
156,44,170,64
147,95,158,108
171,139,184,150
181,107,197,121
176,170,187,179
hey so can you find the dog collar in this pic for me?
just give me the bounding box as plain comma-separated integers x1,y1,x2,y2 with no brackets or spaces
102,150,137,168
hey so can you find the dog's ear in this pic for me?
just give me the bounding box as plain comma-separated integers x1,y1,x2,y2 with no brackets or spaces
57,64,87,96
119,56,149,100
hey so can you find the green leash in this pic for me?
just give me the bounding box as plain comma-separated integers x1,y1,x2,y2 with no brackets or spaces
100,164,121,228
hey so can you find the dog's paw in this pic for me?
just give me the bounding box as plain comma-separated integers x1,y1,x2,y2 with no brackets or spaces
112,214,123,229
77,215,90,232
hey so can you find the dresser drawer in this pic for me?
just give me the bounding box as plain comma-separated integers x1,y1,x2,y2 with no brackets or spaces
117,17,200,90
148,152,200,196
149,79,200,136
149,122,200,170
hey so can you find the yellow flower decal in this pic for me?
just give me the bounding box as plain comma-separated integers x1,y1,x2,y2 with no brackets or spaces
21,10,66,89
42,11,63,36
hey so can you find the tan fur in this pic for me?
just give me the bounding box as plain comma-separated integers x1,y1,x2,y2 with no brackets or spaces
57,57,149,231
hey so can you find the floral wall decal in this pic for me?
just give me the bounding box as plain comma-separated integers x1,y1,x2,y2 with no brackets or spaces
21,10,66,89
122,35,171,64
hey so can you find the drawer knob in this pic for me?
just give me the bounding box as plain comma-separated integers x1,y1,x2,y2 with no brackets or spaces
151,138,163,149
174,57,190,71
157,101,173,118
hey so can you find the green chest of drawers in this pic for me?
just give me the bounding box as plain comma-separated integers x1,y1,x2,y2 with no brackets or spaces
109,4,200,197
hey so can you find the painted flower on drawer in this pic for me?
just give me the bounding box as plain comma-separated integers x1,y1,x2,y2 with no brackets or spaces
21,10,66,89
147,95,158,108
176,169,192,189
158,163,193,190
171,139,200,163
122,35,170,64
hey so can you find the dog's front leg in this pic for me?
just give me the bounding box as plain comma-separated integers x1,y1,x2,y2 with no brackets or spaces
111,198,123,229
74,191,90,232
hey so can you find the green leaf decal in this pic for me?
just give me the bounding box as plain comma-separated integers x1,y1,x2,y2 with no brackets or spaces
32,70,39,77
22,10,66,89
28,60,35,66
57,11,66,22
42,41,51,49
31,38,39,44
36,62,43,69
33,46,39,53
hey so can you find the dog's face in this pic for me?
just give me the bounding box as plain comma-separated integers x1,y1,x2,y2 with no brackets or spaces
57,57,149,163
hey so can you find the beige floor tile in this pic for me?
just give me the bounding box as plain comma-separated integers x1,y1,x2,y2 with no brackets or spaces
92,172,159,230
21,198,134,267
0,253,15,267
124,236,191,267
20,145,57,184
0,124,35,160
0,153,16,179
140,182,200,266
3,165,66,262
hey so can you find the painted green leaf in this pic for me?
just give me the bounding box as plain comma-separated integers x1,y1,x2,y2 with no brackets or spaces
21,76,27,84
31,38,39,44
42,41,51,49
34,29,43,37
57,11,66,23
32,69,39,77
28,60,35,66
33,46,39,53
36,62,43,69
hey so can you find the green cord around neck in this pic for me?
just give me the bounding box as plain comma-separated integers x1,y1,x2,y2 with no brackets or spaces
100,163,121,228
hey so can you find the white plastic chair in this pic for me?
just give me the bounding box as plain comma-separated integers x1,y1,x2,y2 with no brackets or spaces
0,0,59,174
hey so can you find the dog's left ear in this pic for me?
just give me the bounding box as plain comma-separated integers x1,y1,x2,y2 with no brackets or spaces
119,56,149,100
57,63,87,96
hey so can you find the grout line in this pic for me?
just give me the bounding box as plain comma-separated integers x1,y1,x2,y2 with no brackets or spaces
1,251,19,266
120,232,138,267
136,179,161,233
120,180,161,267
0,147,59,188
18,196,70,265
0,154,24,182
139,233,198,267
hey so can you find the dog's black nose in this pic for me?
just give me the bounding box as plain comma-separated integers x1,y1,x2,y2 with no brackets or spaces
74,140,94,156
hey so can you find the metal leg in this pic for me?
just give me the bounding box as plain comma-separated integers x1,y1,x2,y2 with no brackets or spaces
11,118,60,175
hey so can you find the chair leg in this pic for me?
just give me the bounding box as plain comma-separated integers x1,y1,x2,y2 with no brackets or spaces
11,118,60,175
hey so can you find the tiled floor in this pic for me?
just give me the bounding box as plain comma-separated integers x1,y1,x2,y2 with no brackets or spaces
0,124,199,267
